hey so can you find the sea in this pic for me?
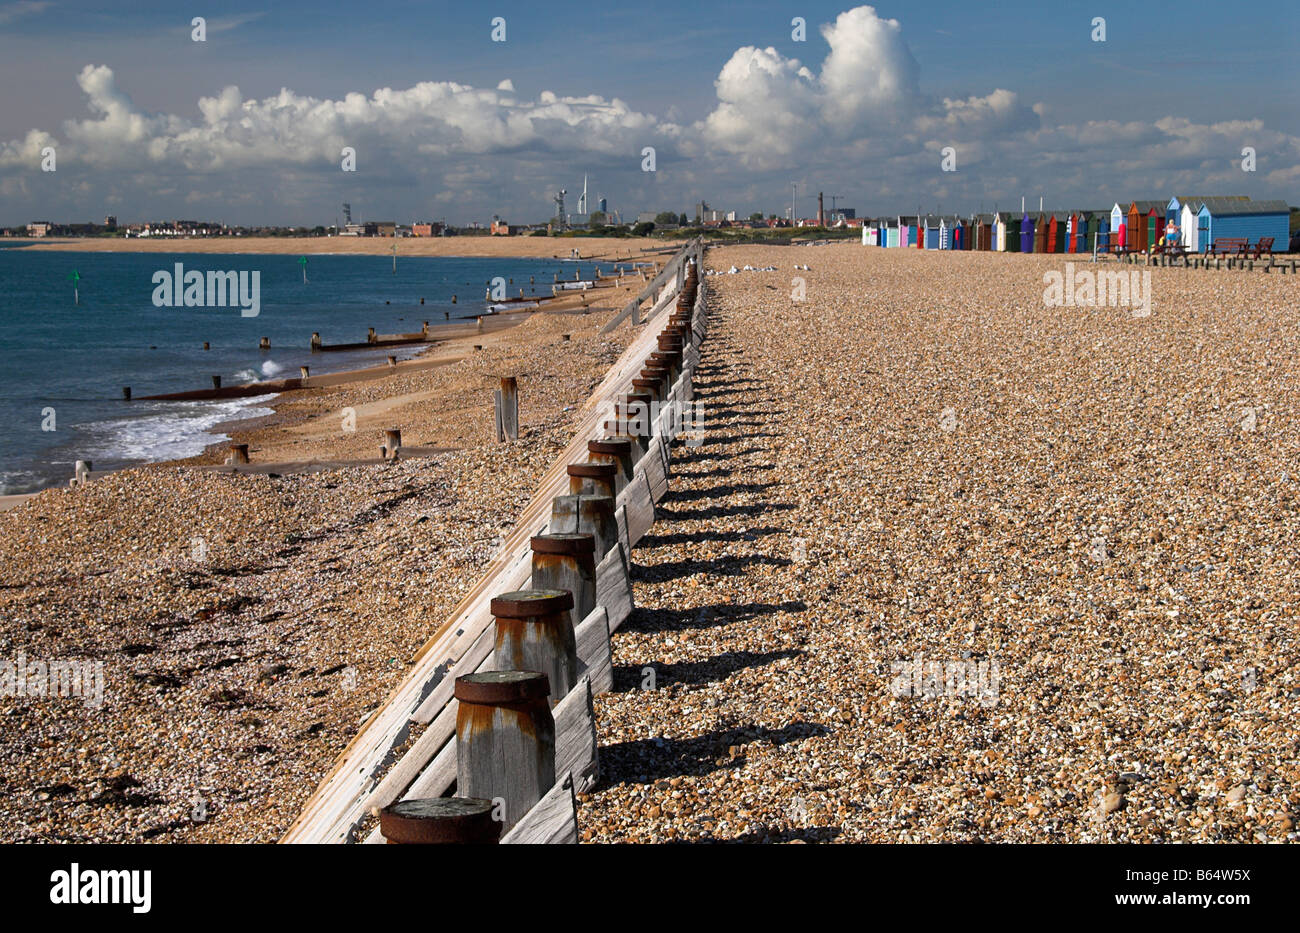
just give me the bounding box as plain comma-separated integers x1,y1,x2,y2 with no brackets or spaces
0,245,625,494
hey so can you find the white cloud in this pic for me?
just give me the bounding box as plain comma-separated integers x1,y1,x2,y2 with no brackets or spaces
0,4,1294,222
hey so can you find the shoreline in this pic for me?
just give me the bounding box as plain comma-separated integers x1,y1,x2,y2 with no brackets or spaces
2,257,654,499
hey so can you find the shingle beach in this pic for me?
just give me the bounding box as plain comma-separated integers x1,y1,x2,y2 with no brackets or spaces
3,242,1298,842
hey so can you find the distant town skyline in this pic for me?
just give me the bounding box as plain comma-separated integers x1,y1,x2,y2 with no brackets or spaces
1,1,1297,226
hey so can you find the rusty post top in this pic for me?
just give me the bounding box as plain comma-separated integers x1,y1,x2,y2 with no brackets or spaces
530,532,595,557
490,588,574,618
567,462,617,479
379,797,500,844
455,669,552,705
588,437,632,455
622,392,654,407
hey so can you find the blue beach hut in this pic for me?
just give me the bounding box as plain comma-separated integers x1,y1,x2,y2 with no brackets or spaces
1196,198,1290,253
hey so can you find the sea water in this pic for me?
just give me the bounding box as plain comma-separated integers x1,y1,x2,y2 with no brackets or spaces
0,246,619,493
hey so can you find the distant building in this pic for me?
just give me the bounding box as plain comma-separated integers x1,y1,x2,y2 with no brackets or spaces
490,220,521,236
411,222,445,237
27,221,51,237
371,222,396,237
636,212,658,225
104,215,118,231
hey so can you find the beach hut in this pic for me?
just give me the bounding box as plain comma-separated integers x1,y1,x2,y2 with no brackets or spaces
1020,212,1035,253
938,217,950,250
1048,213,1066,253
953,218,965,250
921,216,938,249
1032,213,1048,253
1109,203,1125,245
1092,211,1111,253
886,223,899,248
1073,211,1096,253
1126,200,1164,252
975,214,994,250
1179,201,1200,252
1125,202,1143,251
1196,198,1290,253
993,213,1007,251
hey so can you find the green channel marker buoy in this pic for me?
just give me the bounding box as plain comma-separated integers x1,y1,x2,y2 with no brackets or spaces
298,255,308,283
68,269,81,305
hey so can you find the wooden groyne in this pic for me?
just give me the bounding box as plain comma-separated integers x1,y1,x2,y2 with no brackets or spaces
280,237,707,844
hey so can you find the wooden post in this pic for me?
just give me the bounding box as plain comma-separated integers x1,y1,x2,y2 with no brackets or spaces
311,332,321,351
211,375,221,390
388,355,398,367
379,797,500,844
383,428,402,458
122,387,131,401
228,443,249,464
633,374,664,400
454,671,555,833
530,534,597,624
587,438,635,492
202,342,209,351
259,336,270,350
490,590,578,704
499,377,519,441
299,366,309,379
649,350,682,384
566,462,617,498
615,392,655,452
73,460,92,487
368,327,377,343
549,495,618,560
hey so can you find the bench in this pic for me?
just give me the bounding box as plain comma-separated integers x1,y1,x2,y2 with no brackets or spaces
1208,238,1247,258
1245,237,1275,260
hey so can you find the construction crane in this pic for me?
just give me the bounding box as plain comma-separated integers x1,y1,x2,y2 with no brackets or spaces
829,195,844,216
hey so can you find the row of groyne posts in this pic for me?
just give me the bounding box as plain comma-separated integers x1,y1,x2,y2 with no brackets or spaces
1108,250,1300,272
372,251,707,844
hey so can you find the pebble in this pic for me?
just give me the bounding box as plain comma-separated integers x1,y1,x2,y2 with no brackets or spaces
576,243,1300,843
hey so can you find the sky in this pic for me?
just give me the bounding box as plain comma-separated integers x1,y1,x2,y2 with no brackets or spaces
1,0,1296,226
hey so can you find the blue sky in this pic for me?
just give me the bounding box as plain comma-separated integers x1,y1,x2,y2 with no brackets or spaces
1,1,1296,224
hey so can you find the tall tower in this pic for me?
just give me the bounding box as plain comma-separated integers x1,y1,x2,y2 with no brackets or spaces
342,203,353,226
554,189,567,227
577,174,588,215
818,192,824,226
